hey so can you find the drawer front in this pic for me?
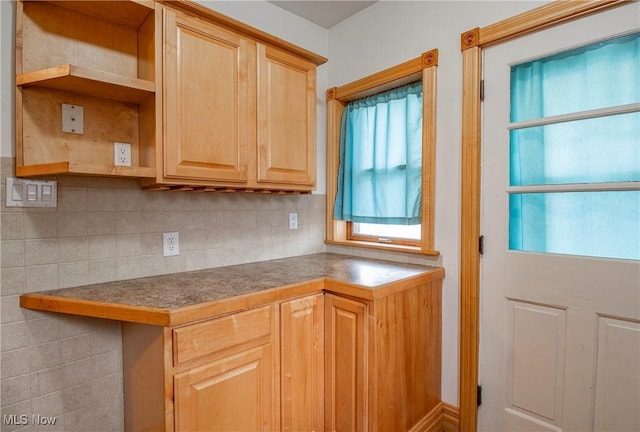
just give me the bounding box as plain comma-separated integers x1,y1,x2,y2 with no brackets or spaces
173,305,271,365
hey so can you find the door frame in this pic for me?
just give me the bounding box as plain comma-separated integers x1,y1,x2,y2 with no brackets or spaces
458,1,630,430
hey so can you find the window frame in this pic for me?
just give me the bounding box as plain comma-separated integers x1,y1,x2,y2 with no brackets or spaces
325,50,439,256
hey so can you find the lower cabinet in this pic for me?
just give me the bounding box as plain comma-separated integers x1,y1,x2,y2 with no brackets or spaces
174,344,273,431
324,294,368,431
280,294,325,431
122,280,441,432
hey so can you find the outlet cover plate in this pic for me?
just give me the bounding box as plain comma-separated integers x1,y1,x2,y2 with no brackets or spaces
163,232,179,257
288,212,298,230
61,103,84,134
114,142,132,167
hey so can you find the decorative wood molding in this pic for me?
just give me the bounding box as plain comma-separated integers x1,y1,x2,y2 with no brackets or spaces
458,1,629,431
459,45,482,432
160,0,327,65
461,28,480,50
326,87,337,101
407,402,460,432
478,0,628,47
330,50,436,103
443,402,461,432
422,49,439,67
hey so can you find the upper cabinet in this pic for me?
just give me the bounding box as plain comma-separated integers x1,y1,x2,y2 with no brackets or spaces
257,45,316,187
15,0,157,178
162,7,254,184
15,0,327,193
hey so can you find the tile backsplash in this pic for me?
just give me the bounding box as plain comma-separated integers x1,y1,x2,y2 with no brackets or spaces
0,157,326,431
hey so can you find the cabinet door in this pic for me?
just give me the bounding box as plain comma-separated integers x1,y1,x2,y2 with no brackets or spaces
324,294,368,432
163,8,254,182
280,294,324,432
257,44,316,187
174,344,273,431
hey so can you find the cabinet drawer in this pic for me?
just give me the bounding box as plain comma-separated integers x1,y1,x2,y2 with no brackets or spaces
173,305,271,365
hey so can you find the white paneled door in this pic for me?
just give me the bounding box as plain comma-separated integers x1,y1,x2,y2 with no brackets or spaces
479,4,640,431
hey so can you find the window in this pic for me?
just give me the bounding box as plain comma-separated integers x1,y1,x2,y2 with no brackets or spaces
326,50,439,255
508,32,640,260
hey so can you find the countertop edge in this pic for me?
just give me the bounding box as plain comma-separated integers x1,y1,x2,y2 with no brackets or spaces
20,294,172,326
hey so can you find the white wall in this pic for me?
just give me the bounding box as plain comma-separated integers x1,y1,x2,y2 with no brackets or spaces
327,0,547,405
0,0,14,159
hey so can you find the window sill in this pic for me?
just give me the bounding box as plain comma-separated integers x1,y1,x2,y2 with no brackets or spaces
325,239,440,256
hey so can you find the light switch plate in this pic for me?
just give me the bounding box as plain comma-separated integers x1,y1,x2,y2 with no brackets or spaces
6,178,57,207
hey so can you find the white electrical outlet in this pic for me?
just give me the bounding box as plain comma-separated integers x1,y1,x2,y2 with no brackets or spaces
288,212,298,230
114,142,132,167
163,232,180,256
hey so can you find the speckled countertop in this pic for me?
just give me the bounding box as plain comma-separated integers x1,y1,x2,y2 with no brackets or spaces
20,253,444,326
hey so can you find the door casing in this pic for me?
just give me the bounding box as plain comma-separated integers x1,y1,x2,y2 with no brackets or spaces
458,1,631,430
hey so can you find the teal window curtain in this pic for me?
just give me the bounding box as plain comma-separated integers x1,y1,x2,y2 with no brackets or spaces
509,32,640,260
333,81,423,225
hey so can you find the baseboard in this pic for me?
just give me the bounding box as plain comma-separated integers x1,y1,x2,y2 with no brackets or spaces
409,402,460,432
442,402,460,432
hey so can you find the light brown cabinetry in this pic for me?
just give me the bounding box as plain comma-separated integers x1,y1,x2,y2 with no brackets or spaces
162,7,253,183
124,304,276,432
15,0,157,178
15,0,326,193
280,294,325,431
121,280,441,431
257,45,317,187
174,345,273,431
146,3,324,192
324,294,368,431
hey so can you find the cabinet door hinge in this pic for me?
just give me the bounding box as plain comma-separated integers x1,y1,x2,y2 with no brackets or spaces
479,235,484,255
477,385,482,406
480,79,485,101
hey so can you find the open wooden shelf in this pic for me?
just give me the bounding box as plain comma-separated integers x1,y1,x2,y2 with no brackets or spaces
22,0,154,29
16,162,157,179
17,65,155,104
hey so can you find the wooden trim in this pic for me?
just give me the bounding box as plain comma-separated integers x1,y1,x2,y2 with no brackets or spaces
461,28,480,50
159,0,327,65
442,402,460,432
408,401,442,432
325,239,440,256
459,45,482,432
326,51,439,255
325,97,345,243
406,402,460,432
458,1,630,431
478,0,629,47
331,50,437,103
422,65,437,252
15,162,156,178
